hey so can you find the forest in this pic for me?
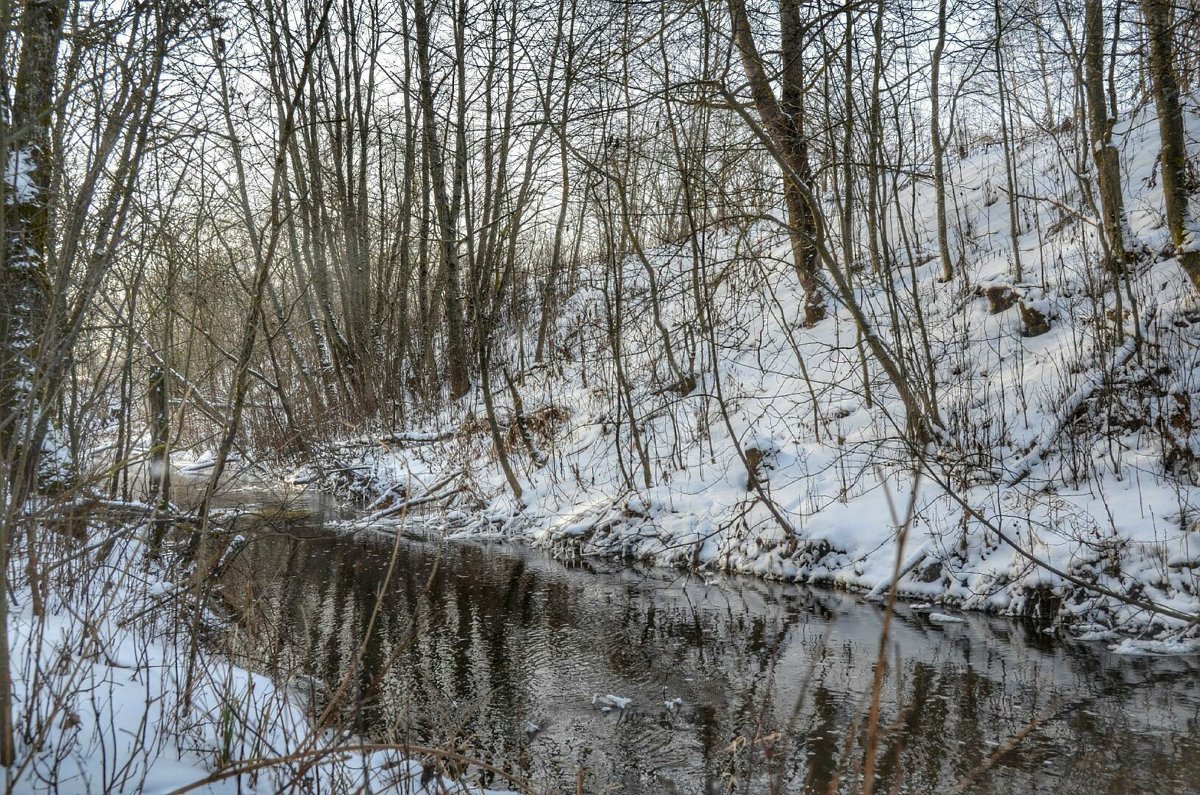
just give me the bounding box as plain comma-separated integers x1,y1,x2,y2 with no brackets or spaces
2,0,1200,791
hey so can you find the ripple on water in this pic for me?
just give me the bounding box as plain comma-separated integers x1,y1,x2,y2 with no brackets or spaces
214,518,1200,794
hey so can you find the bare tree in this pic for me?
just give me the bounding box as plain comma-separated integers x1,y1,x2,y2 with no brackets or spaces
0,0,68,767
1085,0,1131,271
727,0,826,325
1142,0,1200,291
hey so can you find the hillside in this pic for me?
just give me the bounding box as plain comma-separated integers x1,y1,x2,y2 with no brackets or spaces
320,100,1200,647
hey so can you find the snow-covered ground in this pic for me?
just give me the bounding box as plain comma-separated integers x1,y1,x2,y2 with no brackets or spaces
318,100,1200,645
6,527,516,794
14,98,1196,795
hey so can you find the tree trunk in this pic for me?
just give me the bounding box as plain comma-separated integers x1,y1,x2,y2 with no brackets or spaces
931,0,954,281
1086,0,1131,272
146,364,173,556
536,0,575,365
729,0,825,325
414,0,470,398
780,0,825,324
993,0,1025,282
1143,0,1200,290
0,0,69,768
479,342,522,500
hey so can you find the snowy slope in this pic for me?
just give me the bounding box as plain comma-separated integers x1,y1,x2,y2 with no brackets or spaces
327,100,1200,642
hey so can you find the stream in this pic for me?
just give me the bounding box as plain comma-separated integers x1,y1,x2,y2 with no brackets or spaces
197,481,1200,794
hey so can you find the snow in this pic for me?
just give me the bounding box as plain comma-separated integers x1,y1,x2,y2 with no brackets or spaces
6,529,516,794
928,612,965,624
591,693,632,710
313,100,1200,651
1109,638,1200,656
4,148,37,204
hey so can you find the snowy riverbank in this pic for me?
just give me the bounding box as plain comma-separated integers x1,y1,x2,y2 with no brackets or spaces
310,101,1200,648
6,525,518,794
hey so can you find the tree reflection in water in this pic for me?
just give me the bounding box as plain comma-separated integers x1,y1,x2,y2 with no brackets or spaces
215,521,1200,794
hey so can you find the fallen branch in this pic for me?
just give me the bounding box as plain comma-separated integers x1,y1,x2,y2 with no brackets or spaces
164,741,535,795
926,463,1199,627
866,542,932,599
366,429,459,445
349,471,464,527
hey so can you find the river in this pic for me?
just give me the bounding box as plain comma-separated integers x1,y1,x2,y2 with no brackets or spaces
198,483,1199,794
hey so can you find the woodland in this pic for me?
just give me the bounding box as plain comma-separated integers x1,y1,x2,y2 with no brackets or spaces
2,0,1200,791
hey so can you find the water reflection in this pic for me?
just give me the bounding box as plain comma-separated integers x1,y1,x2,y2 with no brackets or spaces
215,520,1200,794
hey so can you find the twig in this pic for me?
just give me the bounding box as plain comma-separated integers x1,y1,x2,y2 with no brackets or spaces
946,702,1061,794
1005,299,1156,486
165,741,534,795
926,464,1200,626
861,461,924,795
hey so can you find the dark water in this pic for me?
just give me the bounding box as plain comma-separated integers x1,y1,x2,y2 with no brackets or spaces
210,504,1200,794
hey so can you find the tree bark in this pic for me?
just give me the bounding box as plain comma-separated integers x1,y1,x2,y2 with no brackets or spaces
0,0,69,768
1086,0,1131,272
931,0,954,281
728,0,825,325
146,364,173,557
414,0,471,398
1143,0,1200,290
